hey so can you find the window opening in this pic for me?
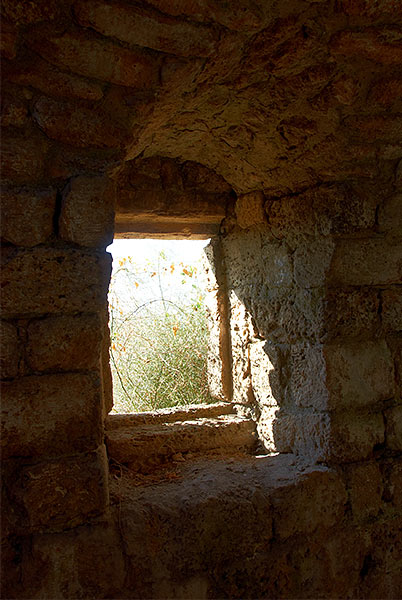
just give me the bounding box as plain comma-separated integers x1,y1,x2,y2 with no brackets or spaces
107,238,215,413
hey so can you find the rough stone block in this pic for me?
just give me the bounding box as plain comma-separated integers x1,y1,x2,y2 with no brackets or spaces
383,459,402,509
267,184,376,245
60,176,114,247
1,88,28,128
336,0,402,17
0,20,17,59
330,27,402,65
12,446,108,532
261,242,293,288
1,247,111,317
382,288,402,332
270,469,347,540
371,76,402,107
33,96,129,149
330,238,402,285
323,287,380,341
344,461,383,520
1,373,103,458
326,341,394,408
385,406,402,451
1,188,56,246
328,412,385,463
27,314,103,372
5,55,104,101
0,132,47,184
29,30,159,88
294,238,335,288
2,0,59,24
378,193,402,242
24,520,126,599
74,0,217,57
235,192,266,229
0,321,20,378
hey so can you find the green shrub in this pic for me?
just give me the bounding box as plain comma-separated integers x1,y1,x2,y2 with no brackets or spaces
108,251,214,413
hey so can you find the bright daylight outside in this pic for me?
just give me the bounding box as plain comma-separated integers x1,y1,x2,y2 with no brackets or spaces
107,239,214,413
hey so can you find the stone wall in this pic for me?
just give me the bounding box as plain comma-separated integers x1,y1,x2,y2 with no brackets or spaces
1,0,402,597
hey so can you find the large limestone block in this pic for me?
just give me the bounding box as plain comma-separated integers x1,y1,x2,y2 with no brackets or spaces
1,373,102,458
0,321,20,378
382,288,402,332
60,176,114,248
385,405,402,451
29,30,159,87
11,446,108,532
328,412,385,463
23,519,125,599
270,469,347,540
290,340,394,411
235,192,266,229
1,247,111,317
378,193,402,242
33,96,129,149
74,0,217,57
27,314,103,372
330,238,402,285
1,187,56,246
1,131,48,184
343,461,383,520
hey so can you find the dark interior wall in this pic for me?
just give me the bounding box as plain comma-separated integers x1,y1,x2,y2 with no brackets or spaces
1,0,402,597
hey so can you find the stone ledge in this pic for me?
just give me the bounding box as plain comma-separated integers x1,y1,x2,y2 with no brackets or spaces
106,403,256,470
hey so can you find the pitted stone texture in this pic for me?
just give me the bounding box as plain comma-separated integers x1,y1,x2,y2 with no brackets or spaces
60,176,114,247
1,248,111,317
33,96,129,149
0,321,20,379
22,520,126,599
1,373,103,458
385,406,402,451
0,132,48,184
382,288,402,332
270,469,347,540
289,340,394,411
330,27,402,65
74,0,218,57
27,314,103,372
11,446,108,532
235,192,266,229
330,238,402,285
29,30,159,88
328,412,385,463
1,188,56,246
344,461,383,520
5,55,104,101
378,193,402,242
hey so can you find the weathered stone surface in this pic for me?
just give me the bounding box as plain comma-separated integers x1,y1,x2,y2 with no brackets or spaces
294,238,335,288
0,321,20,379
328,412,385,463
371,76,402,107
382,288,402,332
29,30,159,88
24,520,126,599
4,55,104,101
330,27,402,65
2,0,60,24
0,88,28,128
337,0,402,18
143,0,265,31
60,176,114,247
1,373,103,458
270,469,347,540
235,192,266,229
0,188,56,246
385,406,402,451
74,0,217,57
330,238,402,285
33,96,129,149
267,184,376,245
344,461,383,520
323,287,380,341
0,20,17,59
1,248,111,317
378,193,402,242
0,132,48,184
27,314,103,372
11,446,108,531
